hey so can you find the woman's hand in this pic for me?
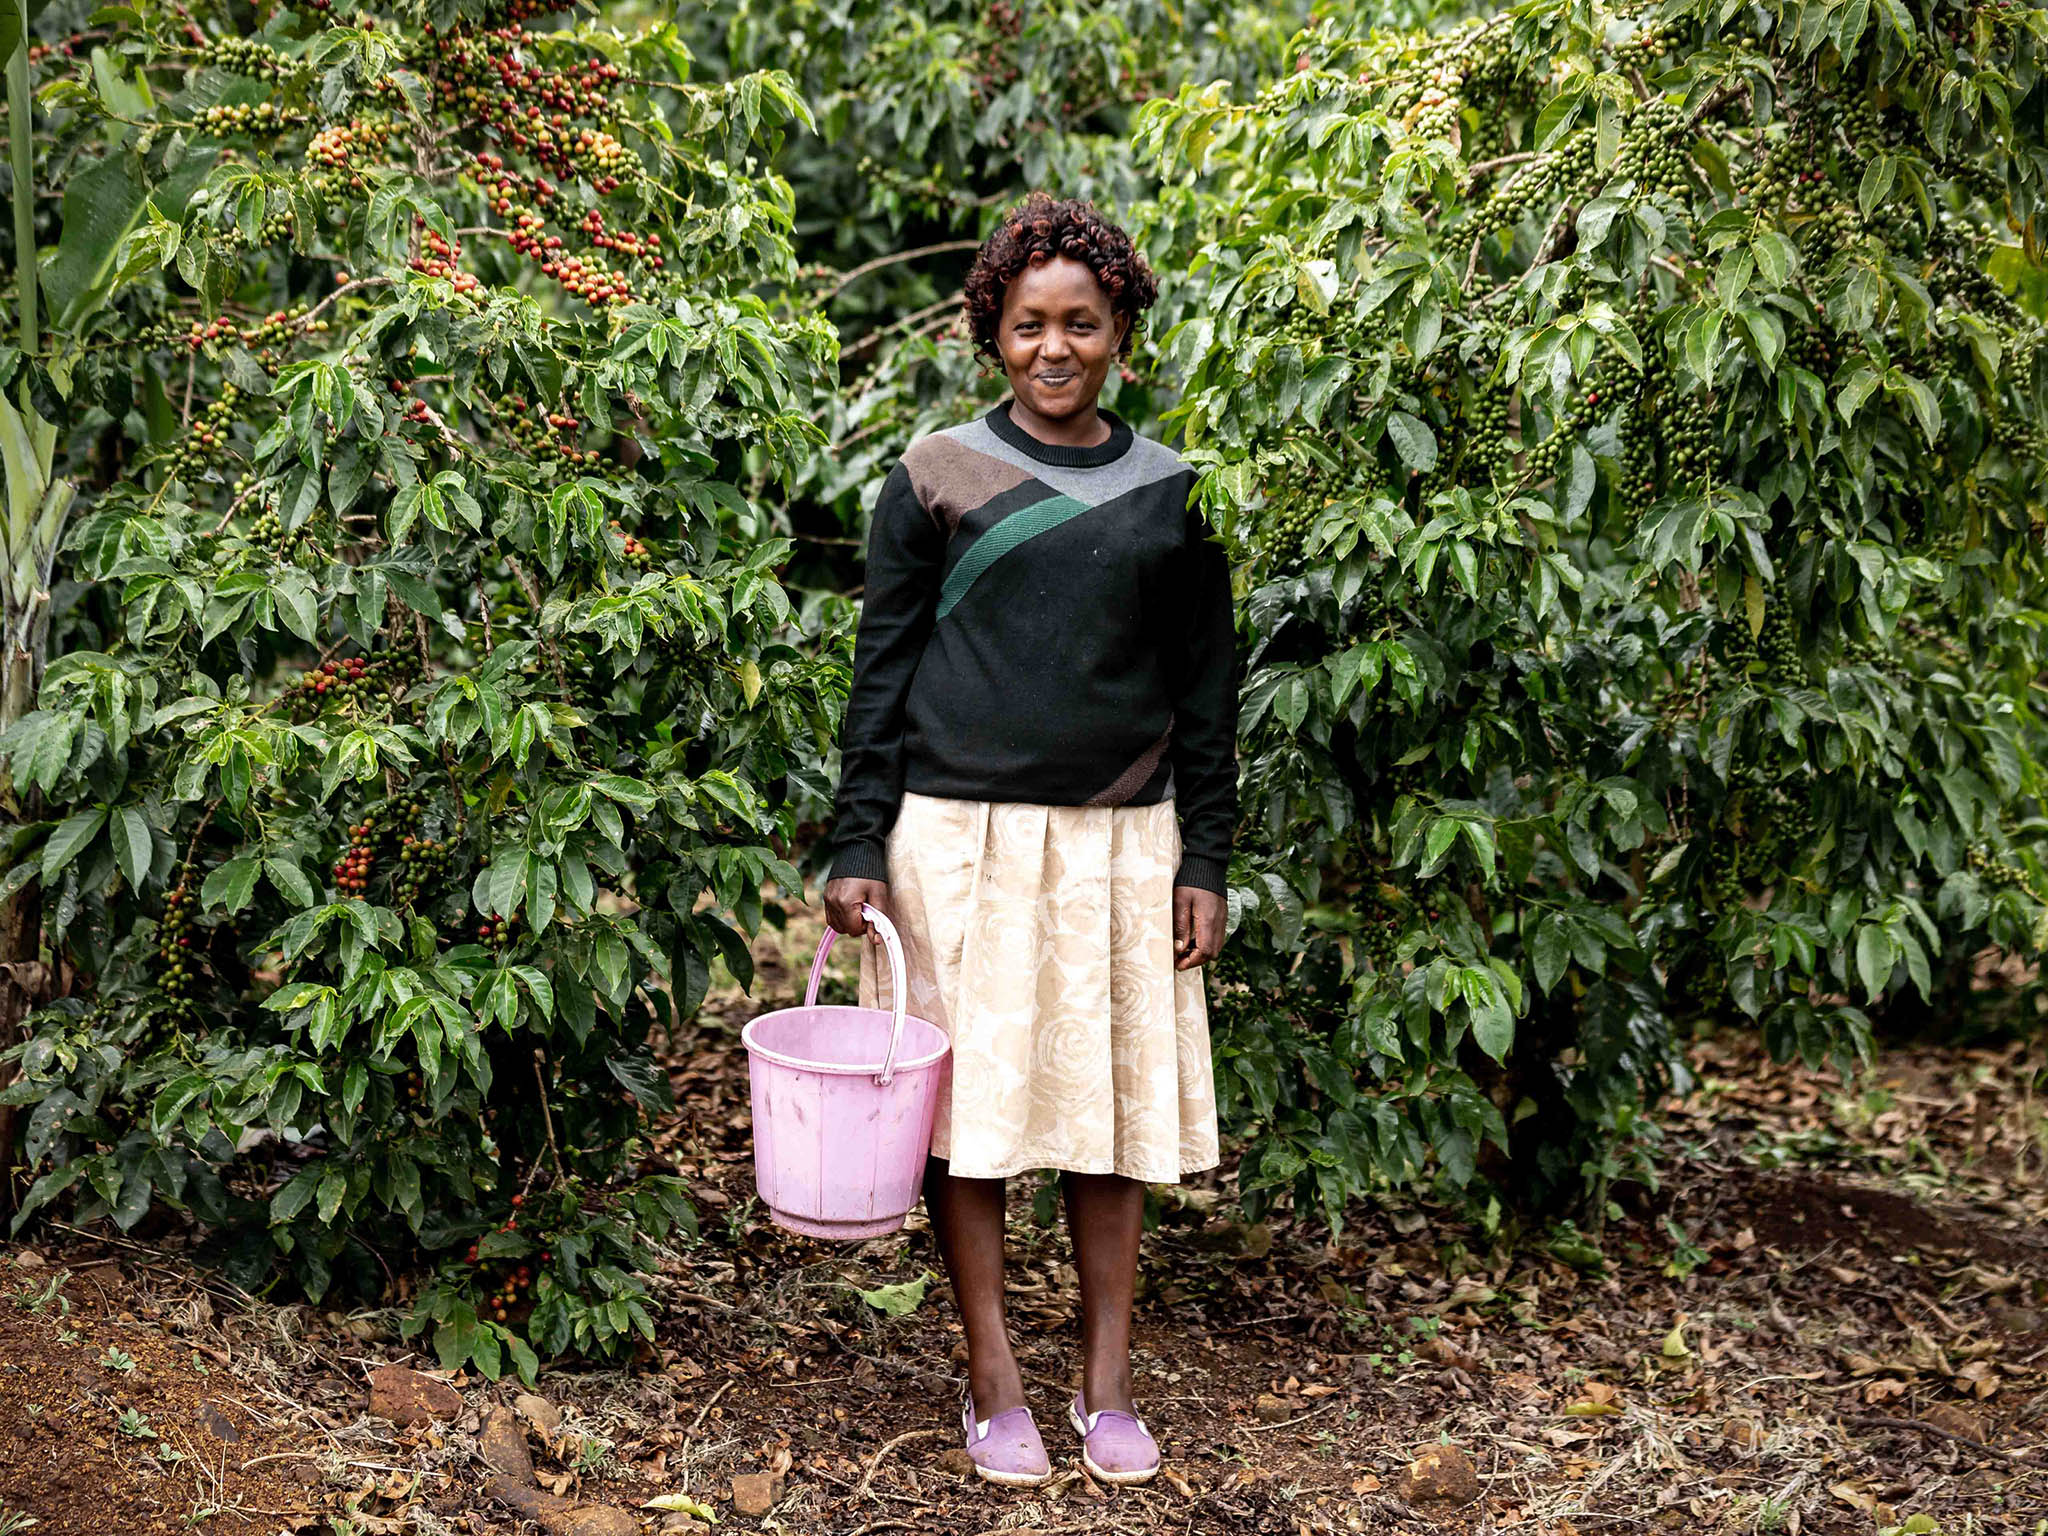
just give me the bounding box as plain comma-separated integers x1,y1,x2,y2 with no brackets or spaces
824,876,893,948
1172,885,1226,970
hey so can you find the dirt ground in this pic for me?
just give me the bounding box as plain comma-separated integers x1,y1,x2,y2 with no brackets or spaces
2,905,2046,1536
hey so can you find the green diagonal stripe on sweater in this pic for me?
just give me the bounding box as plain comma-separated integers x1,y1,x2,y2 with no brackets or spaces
936,493,1093,620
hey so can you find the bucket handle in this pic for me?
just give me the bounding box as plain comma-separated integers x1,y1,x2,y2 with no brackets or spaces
803,902,911,1086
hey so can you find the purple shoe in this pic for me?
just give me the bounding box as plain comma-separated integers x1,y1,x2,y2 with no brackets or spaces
961,1395,1052,1487
1067,1390,1161,1485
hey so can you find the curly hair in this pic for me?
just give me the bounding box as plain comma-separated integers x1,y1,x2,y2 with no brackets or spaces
962,191,1158,371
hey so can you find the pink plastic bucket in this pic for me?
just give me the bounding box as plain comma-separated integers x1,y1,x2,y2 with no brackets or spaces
741,904,950,1239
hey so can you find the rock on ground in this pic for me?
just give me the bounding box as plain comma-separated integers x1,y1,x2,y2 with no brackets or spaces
1253,1393,1295,1424
730,1471,778,1516
514,1392,565,1437
479,1405,536,1483
484,1475,638,1536
1396,1443,1480,1505
367,1365,462,1426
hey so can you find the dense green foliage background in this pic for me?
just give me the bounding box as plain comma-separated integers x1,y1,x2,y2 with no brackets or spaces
0,0,2044,1373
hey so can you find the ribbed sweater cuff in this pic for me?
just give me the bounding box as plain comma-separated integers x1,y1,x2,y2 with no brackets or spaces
827,840,890,885
1173,854,1228,896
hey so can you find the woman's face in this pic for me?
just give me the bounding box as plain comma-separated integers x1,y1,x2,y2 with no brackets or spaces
996,255,1129,422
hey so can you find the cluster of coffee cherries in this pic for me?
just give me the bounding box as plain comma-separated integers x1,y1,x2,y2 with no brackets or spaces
1260,456,1331,570
395,828,454,907
1356,876,1400,971
332,793,430,898
425,20,622,126
1652,653,1713,728
241,497,311,559
1661,391,1716,490
1616,19,1669,68
401,393,434,427
307,118,399,195
1968,843,2041,899
1522,401,1583,485
333,821,378,895
175,316,245,352
1720,599,1801,678
1798,202,1861,265
191,35,306,83
158,880,201,999
1699,815,1752,911
1460,378,1514,484
1606,97,1693,201
1489,125,1600,226
25,35,90,67
291,653,419,718
562,126,638,194
483,0,578,23
410,220,481,294
476,906,524,948
235,207,298,249
535,245,634,306
1398,78,1463,141
479,393,603,468
490,199,637,303
966,33,1022,104
421,23,630,184
577,208,664,270
610,519,652,570
197,100,306,135
473,152,560,216
157,304,329,359
164,384,244,482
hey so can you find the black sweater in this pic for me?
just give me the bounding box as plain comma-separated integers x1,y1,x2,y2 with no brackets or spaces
826,397,1241,896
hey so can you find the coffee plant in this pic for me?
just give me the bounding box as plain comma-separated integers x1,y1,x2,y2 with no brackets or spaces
1133,0,2048,1230
0,0,836,1377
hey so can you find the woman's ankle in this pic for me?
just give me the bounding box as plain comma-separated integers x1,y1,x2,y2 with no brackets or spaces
966,1350,1027,1417
1080,1356,1136,1415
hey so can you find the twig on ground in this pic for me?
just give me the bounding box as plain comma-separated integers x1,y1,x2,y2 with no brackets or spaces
1242,1397,1344,1433
1835,1411,2035,1464
857,1427,946,1499
688,1378,733,1433
239,1452,323,1470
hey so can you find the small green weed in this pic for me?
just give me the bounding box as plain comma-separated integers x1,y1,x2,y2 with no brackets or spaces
10,1272,69,1317
1660,1215,1711,1278
99,1346,137,1374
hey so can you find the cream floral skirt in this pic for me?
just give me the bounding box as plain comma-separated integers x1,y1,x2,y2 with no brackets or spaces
856,790,1220,1184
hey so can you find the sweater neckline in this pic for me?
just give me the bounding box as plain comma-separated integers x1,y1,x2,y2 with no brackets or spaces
985,396,1134,468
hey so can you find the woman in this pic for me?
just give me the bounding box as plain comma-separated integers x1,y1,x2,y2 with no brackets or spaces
821,191,1241,1488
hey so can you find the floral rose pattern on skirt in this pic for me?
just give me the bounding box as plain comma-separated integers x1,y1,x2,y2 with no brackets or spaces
857,791,1220,1183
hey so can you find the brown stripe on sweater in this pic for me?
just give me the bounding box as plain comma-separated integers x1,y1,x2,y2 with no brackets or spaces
906,435,1039,536
1084,716,1174,805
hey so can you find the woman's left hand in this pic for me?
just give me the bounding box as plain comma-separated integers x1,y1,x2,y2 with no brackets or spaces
1172,885,1226,970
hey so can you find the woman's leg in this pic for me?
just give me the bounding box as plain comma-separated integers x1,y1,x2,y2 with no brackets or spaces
923,1155,1026,1415
1061,1171,1145,1414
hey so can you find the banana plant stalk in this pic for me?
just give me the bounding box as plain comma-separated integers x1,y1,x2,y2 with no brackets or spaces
1,0,66,1214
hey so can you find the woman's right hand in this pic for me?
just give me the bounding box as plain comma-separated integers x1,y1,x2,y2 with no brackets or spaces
824,876,893,947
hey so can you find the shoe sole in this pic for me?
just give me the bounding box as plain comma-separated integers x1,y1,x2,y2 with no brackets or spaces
972,1462,1054,1487
1065,1399,1161,1485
